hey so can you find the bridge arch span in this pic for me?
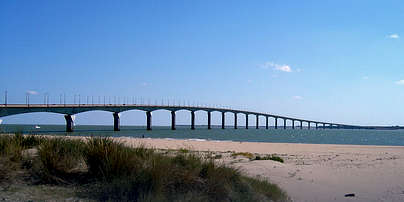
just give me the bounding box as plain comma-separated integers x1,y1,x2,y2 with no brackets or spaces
206,109,225,114
194,110,208,128
173,109,192,128
117,109,148,127
191,108,210,113
73,110,116,126
146,109,172,128
0,111,65,125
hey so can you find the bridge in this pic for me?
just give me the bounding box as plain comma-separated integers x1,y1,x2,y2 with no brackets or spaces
0,104,358,132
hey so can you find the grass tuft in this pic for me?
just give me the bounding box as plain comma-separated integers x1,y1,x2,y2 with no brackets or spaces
231,152,255,159
255,154,285,163
0,134,44,183
35,137,85,184
0,134,290,201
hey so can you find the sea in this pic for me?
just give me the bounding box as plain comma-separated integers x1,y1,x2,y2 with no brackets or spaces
1,124,404,146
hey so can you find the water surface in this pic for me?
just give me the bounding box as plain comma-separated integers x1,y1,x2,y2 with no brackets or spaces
1,124,404,146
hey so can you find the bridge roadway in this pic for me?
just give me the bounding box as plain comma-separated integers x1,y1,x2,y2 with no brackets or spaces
0,104,355,132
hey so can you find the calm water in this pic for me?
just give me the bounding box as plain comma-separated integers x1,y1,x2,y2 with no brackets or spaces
1,124,404,146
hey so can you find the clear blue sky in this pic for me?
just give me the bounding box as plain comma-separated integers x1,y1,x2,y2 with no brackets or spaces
1,0,404,126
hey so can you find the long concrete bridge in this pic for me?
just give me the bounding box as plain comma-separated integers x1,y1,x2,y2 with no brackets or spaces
0,104,357,132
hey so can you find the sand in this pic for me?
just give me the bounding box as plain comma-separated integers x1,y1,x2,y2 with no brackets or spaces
113,137,404,202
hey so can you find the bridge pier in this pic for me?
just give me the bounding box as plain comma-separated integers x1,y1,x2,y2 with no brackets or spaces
292,120,295,129
275,117,278,129
283,119,286,129
64,114,74,132
308,122,311,130
300,121,303,129
146,111,152,130
113,112,120,131
246,114,248,129
316,123,318,130
191,111,195,130
266,116,269,129
234,113,237,129
256,115,259,129
323,123,325,129
207,112,211,129
221,112,225,129
171,111,176,130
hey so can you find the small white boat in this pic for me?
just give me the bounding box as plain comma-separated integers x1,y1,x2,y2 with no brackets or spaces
35,125,41,129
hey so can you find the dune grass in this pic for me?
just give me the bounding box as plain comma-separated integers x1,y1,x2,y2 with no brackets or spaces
231,152,255,159
0,133,45,183
0,134,290,201
255,154,285,163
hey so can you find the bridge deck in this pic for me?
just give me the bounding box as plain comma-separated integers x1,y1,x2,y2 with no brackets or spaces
0,104,356,132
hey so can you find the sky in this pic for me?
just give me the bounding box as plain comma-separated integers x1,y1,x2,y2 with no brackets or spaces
1,0,404,126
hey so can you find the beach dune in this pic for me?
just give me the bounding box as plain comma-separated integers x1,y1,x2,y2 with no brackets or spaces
118,137,404,202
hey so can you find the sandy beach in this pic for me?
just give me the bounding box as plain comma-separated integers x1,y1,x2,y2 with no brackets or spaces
113,137,404,202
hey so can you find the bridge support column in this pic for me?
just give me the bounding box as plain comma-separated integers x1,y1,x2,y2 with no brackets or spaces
256,115,259,129
316,123,318,130
284,119,286,129
308,122,311,130
323,123,325,129
266,116,269,129
113,112,120,131
171,111,176,130
275,118,278,129
207,112,211,129
191,111,195,130
300,121,303,129
146,111,152,130
246,114,248,129
64,114,74,132
221,112,225,129
292,120,295,129
234,113,237,129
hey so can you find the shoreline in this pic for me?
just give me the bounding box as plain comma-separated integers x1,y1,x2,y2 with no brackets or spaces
136,137,404,148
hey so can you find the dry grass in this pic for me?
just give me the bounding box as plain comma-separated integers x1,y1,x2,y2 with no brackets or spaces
0,134,290,202
231,152,255,159
255,154,285,163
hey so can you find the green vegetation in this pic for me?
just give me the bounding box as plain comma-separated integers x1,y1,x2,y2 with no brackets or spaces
231,152,255,159
231,152,284,163
255,154,285,163
35,137,86,184
178,147,190,154
0,134,44,185
0,134,289,201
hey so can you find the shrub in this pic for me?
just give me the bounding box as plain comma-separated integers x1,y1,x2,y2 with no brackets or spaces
242,176,290,201
0,134,44,183
0,157,19,182
231,152,254,159
1,135,290,201
178,148,190,154
255,154,284,163
36,138,85,184
85,137,153,180
0,134,43,162
269,155,284,163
